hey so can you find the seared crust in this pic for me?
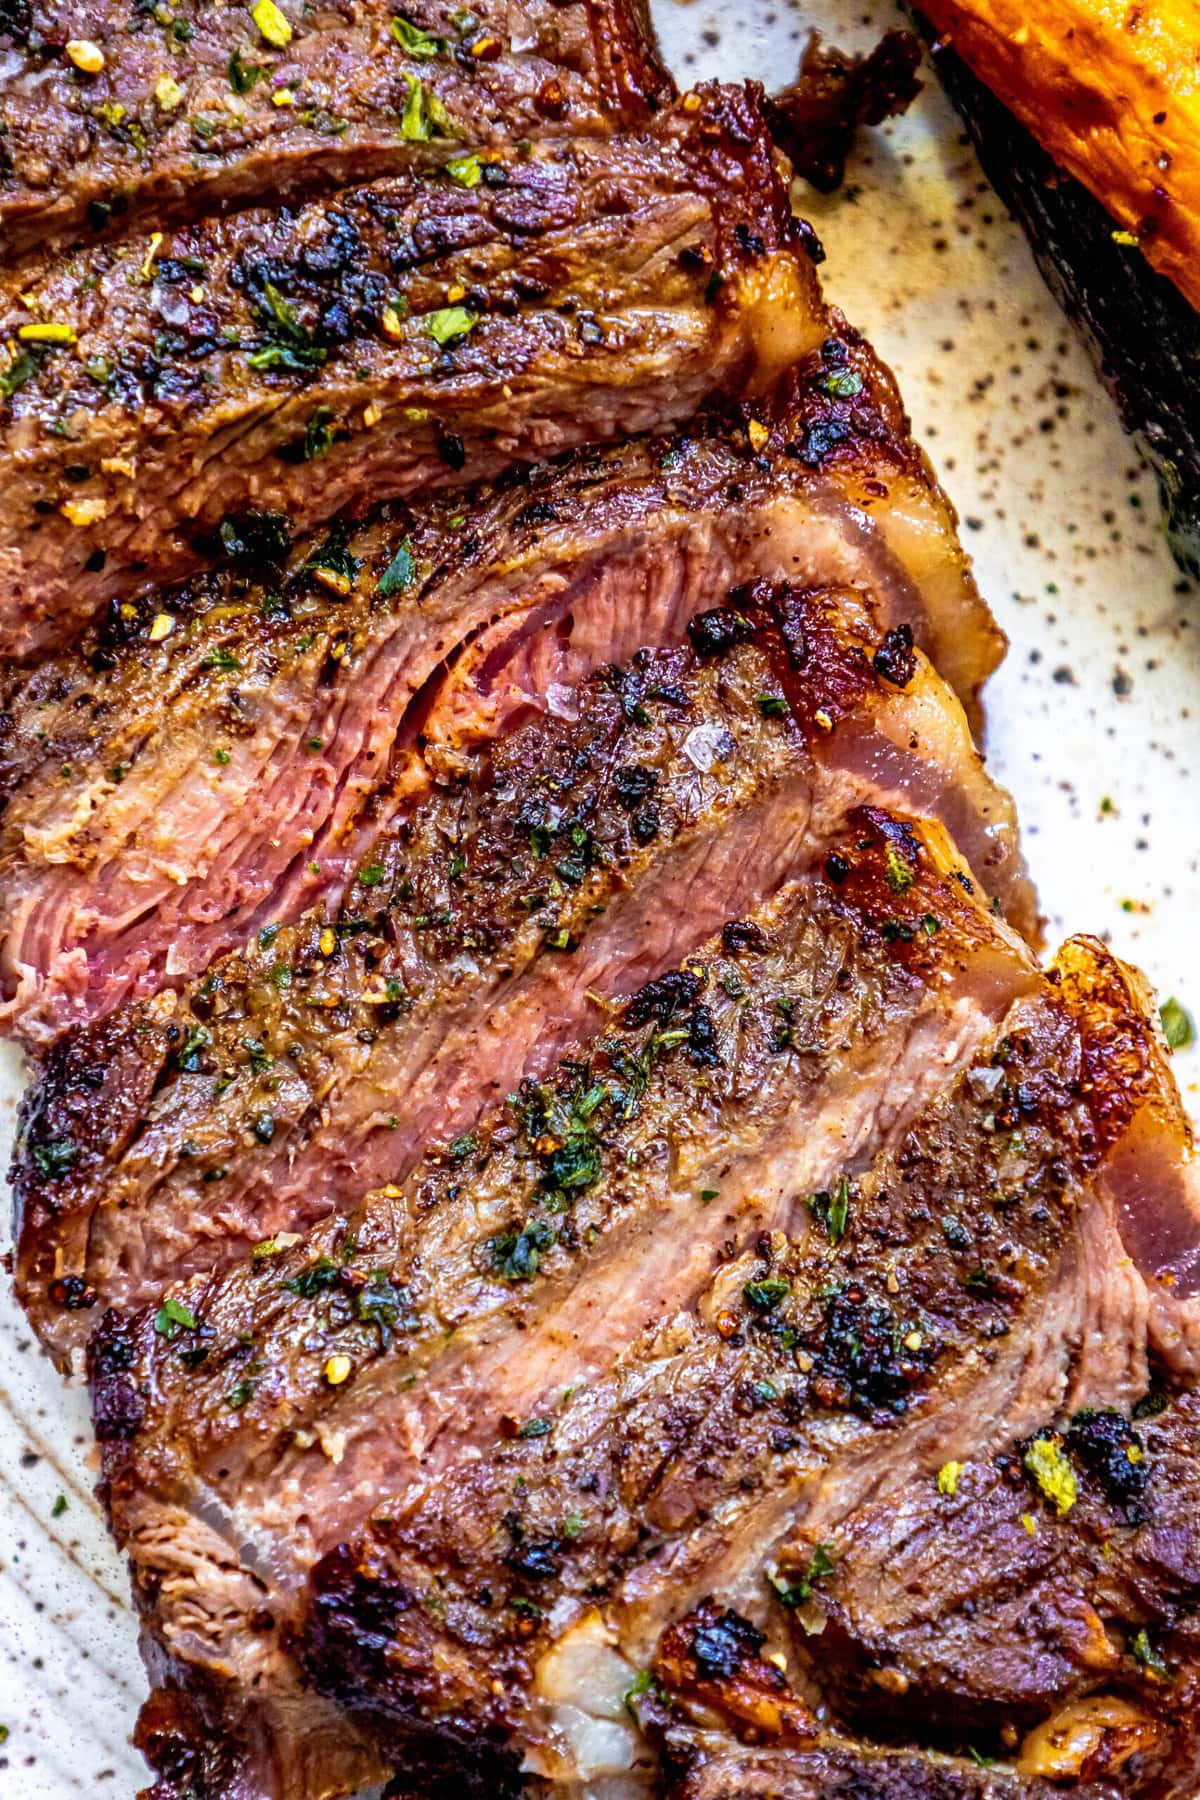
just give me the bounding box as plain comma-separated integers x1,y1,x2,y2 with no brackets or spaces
0,0,673,259
0,84,817,657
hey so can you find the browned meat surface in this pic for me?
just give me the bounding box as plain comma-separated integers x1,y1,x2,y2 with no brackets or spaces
6,4,1197,1793
0,0,670,258
14,590,1031,1362
90,809,1035,1798
649,1608,1115,1798
806,1395,1200,1772
764,30,924,193
294,945,1188,1784
0,85,817,659
0,336,1007,1047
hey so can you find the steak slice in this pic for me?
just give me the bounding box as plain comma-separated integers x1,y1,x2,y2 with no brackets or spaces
90,805,1034,1800
786,1391,1200,1793
648,1608,1117,1799
294,941,1192,1791
0,335,1010,1043
0,0,670,259
15,586,1030,1363
0,85,818,659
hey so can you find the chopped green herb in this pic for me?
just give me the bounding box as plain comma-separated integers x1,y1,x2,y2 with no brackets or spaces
376,541,416,597
51,1494,68,1518
391,14,445,55
1131,1627,1168,1677
228,46,265,92
517,1417,552,1439
743,1277,790,1312
449,1132,478,1162
213,747,232,765
884,842,915,893
225,1377,255,1409
699,1187,720,1202
427,305,480,346
768,1542,835,1608
154,1295,198,1339
0,350,39,398
358,862,387,888
756,692,789,717
282,1255,341,1298
820,369,864,398
493,1218,555,1282
1160,996,1195,1052
809,1174,851,1246
302,406,335,460
30,1137,78,1178
623,1668,653,1717
446,152,484,187
200,647,241,672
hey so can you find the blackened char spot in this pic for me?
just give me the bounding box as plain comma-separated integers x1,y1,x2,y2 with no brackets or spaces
1068,1409,1149,1509
622,970,702,1028
687,606,756,659
691,1607,766,1681
872,623,916,688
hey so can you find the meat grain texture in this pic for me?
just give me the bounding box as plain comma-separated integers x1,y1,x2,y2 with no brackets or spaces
2,1,1200,1798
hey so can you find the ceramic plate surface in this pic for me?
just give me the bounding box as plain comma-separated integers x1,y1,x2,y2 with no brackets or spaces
1,0,1197,1791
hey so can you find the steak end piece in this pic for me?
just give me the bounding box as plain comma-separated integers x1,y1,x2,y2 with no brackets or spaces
0,0,674,260
0,83,823,659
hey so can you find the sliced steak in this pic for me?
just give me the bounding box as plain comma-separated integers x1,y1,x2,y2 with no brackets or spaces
649,1608,1116,1799
794,1392,1200,1793
91,805,1034,1800
0,337,1011,1043
0,0,670,259
0,86,818,658
294,940,1190,1790
15,588,1031,1362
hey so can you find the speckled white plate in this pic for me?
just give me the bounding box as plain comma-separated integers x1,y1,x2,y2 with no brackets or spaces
2,1,1197,1792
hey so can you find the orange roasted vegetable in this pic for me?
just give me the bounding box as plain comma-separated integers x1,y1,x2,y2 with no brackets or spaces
920,0,1200,312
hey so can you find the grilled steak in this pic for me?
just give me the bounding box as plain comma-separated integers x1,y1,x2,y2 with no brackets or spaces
0,84,818,658
14,585,1031,1361
648,1609,1120,1798
0,336,1010,1045
91,806,1036,1799
0,0,670,258
804,1394,1200,1772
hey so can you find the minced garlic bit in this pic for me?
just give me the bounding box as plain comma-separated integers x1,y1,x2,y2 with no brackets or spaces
747,419,770,451
902,1329,923,1352
323,1354,353,1386
362,399,383,429
148,611,176,642
61,496,108,527
66,38,106,73
446,282,467,304
936,1460,962,1497
681,90,703,113
141,232,164,282
154,73,184,110
271,86,296,106
252,0,293,47
311,567,353,597
319,926,336,957
813,709,834,732
18,321,77,345
1022,1512,1037,1536
380,305,407,341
